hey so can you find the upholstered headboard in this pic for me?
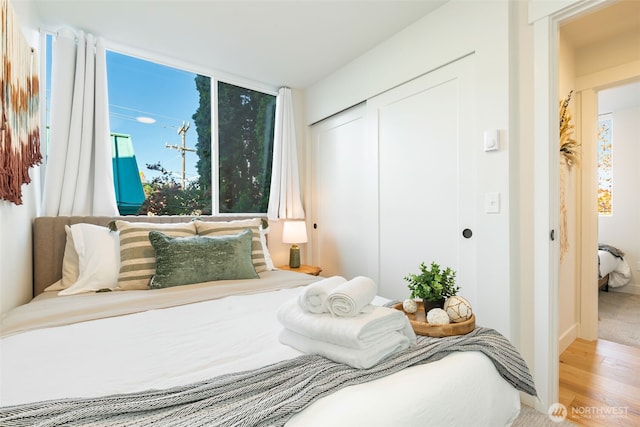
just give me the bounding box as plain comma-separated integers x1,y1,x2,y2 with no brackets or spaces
32,216,265,297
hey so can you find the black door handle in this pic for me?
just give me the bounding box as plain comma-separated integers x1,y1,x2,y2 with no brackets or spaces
462,229,472,239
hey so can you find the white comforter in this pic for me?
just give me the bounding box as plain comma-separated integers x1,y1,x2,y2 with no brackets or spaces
1,273,521,426
599,250,632,288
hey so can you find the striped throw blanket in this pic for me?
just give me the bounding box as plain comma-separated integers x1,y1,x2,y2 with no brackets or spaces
0,327,536,427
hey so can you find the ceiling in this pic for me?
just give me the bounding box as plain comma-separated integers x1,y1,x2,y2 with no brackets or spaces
560,0,640,112
560,0,640,49
23,0,447,89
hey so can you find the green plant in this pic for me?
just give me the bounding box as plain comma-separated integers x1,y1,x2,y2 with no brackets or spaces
404,261,459,302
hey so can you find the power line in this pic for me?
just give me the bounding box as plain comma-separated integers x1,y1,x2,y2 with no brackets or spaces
109,103,185,124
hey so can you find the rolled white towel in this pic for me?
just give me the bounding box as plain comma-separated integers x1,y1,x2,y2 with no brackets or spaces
278,298,416,349
327,276,377,317
298,276,346,313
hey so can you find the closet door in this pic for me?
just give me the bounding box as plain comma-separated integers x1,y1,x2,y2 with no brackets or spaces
309,103,377,279
370,56,477,301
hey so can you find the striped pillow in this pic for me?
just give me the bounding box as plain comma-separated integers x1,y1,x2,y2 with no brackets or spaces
115,220,197,290
194,218,267,273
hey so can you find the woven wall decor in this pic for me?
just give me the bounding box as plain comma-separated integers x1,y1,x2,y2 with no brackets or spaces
1,0,41,205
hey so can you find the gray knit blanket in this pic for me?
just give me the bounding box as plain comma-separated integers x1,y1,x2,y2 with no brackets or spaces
599,244,624,259
0,327,536,427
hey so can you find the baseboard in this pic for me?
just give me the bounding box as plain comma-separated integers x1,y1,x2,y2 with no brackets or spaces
559,323,579,354
609,282,640,296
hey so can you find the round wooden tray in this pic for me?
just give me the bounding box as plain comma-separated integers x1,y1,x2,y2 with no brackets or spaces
393,301,475,337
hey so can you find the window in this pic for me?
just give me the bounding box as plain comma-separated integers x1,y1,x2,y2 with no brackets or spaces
45,35,276,215
597,114,613,216
215,81,276,213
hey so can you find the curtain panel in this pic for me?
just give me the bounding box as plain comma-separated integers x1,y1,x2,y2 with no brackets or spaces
42,28,118,216
267,87,305,220
0,0,42,205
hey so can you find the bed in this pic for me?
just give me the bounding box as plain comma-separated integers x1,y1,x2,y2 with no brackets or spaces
598,244,632,291
0,216,536,426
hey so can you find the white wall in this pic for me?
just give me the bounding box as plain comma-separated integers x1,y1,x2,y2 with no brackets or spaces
305,0,516,339
598,105,640,294
0,177,40,314
511,0,535,402
557,31,579,353
1,0,41,315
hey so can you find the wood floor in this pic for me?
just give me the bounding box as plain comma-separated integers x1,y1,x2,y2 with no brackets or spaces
559,338,640,426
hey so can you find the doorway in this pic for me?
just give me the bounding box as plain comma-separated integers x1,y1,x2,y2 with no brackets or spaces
558,0,640,344
594,82,640,347
532,0,640,411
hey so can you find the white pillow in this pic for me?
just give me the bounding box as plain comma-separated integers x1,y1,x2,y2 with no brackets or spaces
43,225,80,292
58,224,120,296
260,223,275,271
61,225,80,287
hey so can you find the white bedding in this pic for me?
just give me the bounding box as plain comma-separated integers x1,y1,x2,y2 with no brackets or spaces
599,250,632,288
1,274,521,426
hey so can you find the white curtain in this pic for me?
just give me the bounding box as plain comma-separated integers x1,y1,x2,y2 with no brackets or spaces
267,87,305,220
42,29,118,216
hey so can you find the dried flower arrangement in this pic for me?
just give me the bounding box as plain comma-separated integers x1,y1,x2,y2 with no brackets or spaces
559,90,580,169
559,90,580,259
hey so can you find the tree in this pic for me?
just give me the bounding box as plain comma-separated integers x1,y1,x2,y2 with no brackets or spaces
137,163,206,216
193,75,212,214
192,78,275,214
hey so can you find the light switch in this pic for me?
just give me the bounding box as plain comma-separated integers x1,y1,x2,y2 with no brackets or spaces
485,192,500,213
484,129,499,151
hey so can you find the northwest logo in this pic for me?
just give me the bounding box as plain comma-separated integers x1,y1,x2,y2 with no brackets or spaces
548,403,568,422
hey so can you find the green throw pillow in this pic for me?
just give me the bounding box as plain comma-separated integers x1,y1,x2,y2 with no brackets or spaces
148,229,258,289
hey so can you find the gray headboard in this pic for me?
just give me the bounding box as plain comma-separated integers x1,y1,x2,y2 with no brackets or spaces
32,215,265,297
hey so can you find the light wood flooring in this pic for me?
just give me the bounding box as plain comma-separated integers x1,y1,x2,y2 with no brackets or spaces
559,338,640,426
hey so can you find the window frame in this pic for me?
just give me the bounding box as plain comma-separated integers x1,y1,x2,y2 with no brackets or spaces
42,30,279,216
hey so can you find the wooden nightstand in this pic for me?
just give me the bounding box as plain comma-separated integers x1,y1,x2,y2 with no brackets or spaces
277,264,322,276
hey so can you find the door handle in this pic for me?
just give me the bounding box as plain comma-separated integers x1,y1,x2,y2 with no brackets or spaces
462,228,473,239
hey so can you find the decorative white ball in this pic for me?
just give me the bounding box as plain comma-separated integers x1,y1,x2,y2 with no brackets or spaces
444,296,473,323
402,299,418,314
426,308,450,325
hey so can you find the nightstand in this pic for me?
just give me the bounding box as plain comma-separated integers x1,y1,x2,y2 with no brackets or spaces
277,264,322,276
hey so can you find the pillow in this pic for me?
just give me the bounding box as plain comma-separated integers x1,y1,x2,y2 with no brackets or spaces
194,219,267,273
115,220,197,290
44,225,80,292
148,229,258,288
260,222,275,271
58,224,120,295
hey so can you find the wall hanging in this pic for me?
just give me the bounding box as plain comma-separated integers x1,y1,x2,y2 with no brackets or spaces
559,90,580,259
1,0,41,205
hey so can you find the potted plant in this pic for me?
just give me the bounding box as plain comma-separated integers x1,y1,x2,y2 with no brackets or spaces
404,261,459,316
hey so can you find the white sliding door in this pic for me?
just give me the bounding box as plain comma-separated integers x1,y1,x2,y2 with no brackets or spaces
309,104,377,279
371,56,477,302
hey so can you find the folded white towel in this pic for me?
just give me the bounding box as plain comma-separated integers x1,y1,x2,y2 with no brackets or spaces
326,276,377,317
279,328,411,369
298,276,346,313
277,298,416,349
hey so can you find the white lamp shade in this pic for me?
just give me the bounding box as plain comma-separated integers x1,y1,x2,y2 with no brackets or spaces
282,221,308,244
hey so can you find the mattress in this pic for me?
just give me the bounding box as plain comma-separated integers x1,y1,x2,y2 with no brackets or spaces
0,270,525,426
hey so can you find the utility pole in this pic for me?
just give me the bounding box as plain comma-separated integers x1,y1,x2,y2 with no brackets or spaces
165,121,196,188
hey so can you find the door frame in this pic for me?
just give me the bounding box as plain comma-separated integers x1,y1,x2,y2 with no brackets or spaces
530,0,610,412
576,68,640,340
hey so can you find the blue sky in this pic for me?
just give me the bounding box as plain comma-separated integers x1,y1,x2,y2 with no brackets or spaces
106,52,201,183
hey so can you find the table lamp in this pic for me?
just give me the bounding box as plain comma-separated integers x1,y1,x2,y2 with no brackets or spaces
282,220,308,268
